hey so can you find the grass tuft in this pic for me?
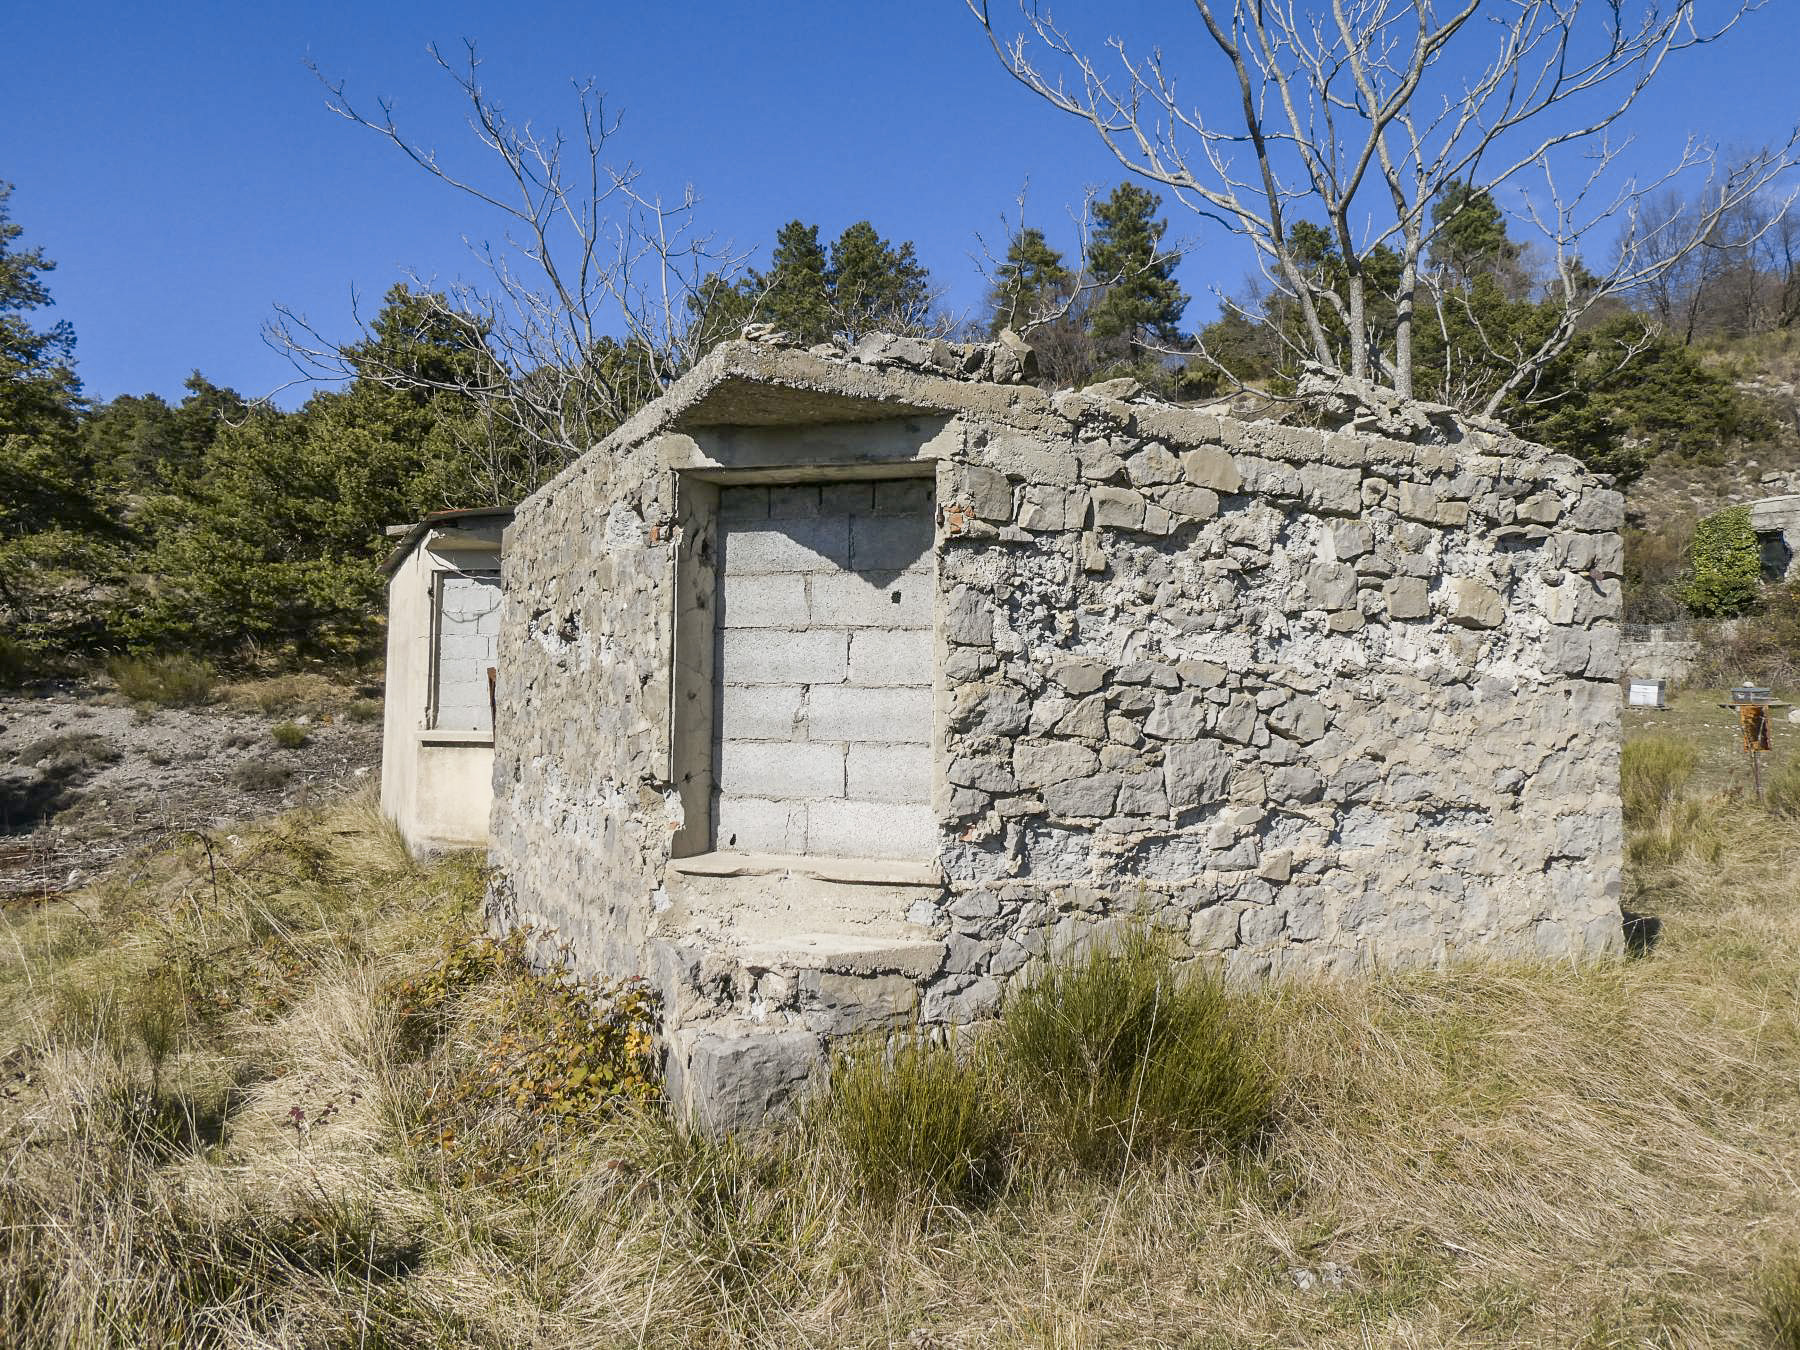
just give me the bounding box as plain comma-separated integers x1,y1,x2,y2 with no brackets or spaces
1766,755,1800,821
998,925,1273,1169
270,721,309,749
823,1032,1008,1206
106,653,214,707
1765,1252,1800,1350
1621,732,1697,828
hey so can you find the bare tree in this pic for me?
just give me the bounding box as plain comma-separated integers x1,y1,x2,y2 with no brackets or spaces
268,42,749,501
968,1,1799,415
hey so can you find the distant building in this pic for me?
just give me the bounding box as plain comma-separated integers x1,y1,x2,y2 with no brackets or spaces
1749,494,1800,581
379,507,511,854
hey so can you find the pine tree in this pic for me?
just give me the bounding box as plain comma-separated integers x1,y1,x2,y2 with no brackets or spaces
0,181,81,442
986,228,1072,336
756,221,833,344
0,182,125,661
826,221,932,342
1086,183,1188,360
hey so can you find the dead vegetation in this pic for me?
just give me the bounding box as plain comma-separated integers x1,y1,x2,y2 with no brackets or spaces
2,775,1799,1345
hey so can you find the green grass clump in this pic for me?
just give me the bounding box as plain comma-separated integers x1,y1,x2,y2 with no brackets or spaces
823,1033,1008,1206
270,721,309,749
1621,733,1697,829
998,926,1272,1169
1763,1252,1800,1349
346,697,383,724
107,653,214,707
1765,757,1800,821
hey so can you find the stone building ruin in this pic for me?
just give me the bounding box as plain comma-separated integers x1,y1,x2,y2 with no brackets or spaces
485,332,1626,1130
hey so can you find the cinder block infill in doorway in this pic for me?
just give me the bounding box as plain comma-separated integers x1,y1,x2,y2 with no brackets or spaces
711,479,936,862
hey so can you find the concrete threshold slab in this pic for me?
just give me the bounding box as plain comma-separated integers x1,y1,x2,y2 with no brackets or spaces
734,930,945,978
668,850,941,888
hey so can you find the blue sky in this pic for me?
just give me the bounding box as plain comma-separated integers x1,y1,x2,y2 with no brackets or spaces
9,1,1798,408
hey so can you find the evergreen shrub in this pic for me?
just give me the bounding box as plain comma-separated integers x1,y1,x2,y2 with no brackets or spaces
270,722,309,749
1683,506,1762,618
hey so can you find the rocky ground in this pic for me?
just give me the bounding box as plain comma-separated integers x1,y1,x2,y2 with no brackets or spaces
0,682,382,900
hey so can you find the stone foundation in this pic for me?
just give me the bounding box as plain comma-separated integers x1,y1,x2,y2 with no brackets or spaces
489,333,1625,1132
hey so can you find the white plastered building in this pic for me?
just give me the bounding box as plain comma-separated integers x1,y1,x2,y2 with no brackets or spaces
379,507,512,853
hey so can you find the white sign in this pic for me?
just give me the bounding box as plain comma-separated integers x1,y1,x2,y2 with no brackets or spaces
1627,679,1665,708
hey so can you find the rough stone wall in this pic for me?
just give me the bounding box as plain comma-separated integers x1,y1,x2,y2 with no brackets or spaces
488,452,679,977
926,410,1622,1026
489,335,1624,1128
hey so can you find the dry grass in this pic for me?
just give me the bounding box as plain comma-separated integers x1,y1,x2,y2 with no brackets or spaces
4,783,1800,1346
216,671,374,721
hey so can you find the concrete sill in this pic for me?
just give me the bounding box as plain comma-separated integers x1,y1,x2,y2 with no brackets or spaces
416,729,494,747
668,851,940,888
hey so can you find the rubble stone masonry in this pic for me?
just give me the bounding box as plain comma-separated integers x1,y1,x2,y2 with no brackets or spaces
488,333,1624,1129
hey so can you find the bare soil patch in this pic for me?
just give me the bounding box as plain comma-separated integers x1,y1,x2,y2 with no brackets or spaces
0,680,381,899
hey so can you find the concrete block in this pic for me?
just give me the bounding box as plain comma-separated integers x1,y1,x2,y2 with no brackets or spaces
806,798,938,859
722,517,851,573
717,683,804,741
717,486,770,523
714,795,807,852
846,742,932,802
810,571,932,628
719,574,808,628
768,484,822,519
719,740,844,799
850,511,934,572
717,628,847,685
821,482,875,515
808,685,933,743
873,478,934,516
849,630,933,687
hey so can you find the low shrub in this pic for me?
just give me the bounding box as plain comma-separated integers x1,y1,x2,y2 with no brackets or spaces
998,925,1273,1170
346,698,383,724
1620,734,1697,829
18,732,120,775
1763,1251,1800,1350
230,760,291,792
386,930,661,1147
824,1033,1009,1206
271,722,309,749
108,654,214,707
0,636,35,689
